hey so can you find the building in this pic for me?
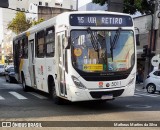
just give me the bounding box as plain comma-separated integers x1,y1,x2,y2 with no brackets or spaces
0,0,76,64
1,31,15,64
0,0,76,43
0,0,32,43
78,2,107,11
133,15,156,79
26,0,76,21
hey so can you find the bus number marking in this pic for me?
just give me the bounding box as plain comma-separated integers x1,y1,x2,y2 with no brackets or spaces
48,66,52,72
111,81,121,87
77,17,84,23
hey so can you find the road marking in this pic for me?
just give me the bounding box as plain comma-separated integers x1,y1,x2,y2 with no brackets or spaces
134,92,159,97
28,92,48,99
3,83,12,86
9,92,27,99
126,104,152,109
0,96,5,100
136,88,145,91
133,94,141,97
136,89,147,92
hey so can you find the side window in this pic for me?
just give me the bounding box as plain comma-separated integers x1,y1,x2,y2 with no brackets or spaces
23,37,28,58
14,40,20,73
58,35,61,64
37,30,45,57
19,37,28,58
46,27,55,57
19,40,23,58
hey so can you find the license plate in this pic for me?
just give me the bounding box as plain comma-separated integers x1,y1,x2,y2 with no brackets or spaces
101,95,113,100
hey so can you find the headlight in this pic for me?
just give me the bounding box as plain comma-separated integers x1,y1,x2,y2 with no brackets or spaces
71,76,86,89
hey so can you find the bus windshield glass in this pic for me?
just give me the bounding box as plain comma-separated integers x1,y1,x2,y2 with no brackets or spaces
71,30,135,73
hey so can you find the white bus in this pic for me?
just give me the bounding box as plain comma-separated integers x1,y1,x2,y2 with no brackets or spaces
13,11,136,104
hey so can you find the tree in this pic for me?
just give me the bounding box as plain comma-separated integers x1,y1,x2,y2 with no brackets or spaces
8,12,44,34
32,18,44,26
7,12,31,34
92,0,155,14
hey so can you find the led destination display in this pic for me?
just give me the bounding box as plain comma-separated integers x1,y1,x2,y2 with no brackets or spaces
70,14,133,27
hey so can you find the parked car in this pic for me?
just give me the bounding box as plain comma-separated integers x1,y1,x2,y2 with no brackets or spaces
5,67,17,83
0,64,5,75
144,70,160,94
5,64,14,71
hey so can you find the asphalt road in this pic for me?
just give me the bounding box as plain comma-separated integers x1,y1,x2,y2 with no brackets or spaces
0,76,160,129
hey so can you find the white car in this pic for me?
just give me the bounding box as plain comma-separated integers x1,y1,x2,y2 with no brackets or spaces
144,70,160,94
5,65,14,71
0,64,5,75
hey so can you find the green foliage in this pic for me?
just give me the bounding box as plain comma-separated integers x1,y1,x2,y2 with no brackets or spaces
92,0,154,14
8,12,45,34
32,18,44,26
123,0,154,14
7,12,31,34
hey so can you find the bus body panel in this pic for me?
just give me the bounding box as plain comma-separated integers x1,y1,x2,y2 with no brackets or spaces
13,11,136,102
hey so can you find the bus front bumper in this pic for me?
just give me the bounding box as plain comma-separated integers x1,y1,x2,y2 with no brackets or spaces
67,83,135,102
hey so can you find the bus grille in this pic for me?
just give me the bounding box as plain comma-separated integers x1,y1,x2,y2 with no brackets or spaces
90,89,124,99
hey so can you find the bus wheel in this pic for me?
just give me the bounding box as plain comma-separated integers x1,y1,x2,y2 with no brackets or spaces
49,79,63,105
22,75,29,92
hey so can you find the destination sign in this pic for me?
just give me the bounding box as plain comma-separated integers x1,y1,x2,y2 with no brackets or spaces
70,14,133,27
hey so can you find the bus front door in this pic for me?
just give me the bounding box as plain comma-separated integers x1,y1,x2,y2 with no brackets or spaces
28,40,36,88
57,32,67,97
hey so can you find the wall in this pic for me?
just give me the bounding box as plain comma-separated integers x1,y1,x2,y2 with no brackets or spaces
134,15,152,55
9,0,29,11
79,2,107,11
38,6,72,21
28,0,76,10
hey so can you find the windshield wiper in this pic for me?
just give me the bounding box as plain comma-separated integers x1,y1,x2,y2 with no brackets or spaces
87,27,100,61
110,28,121,61
87,27,98,51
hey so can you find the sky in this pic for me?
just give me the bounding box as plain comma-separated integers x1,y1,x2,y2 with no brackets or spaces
78,0,92,7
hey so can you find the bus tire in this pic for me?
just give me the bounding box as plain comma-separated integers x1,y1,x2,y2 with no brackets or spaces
48,78,63,105
22,74,29,92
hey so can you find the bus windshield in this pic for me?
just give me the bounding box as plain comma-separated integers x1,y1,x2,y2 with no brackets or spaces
71,30,135,73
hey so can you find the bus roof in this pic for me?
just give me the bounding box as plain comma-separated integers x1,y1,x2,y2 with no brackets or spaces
13,11,132,40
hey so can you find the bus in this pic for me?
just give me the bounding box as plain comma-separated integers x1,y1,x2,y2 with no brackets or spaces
13,11,136,104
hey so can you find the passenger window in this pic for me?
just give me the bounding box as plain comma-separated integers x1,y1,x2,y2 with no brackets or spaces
37,31,45,57
23,37,28,59
46,27,55,57
19,39,23,58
